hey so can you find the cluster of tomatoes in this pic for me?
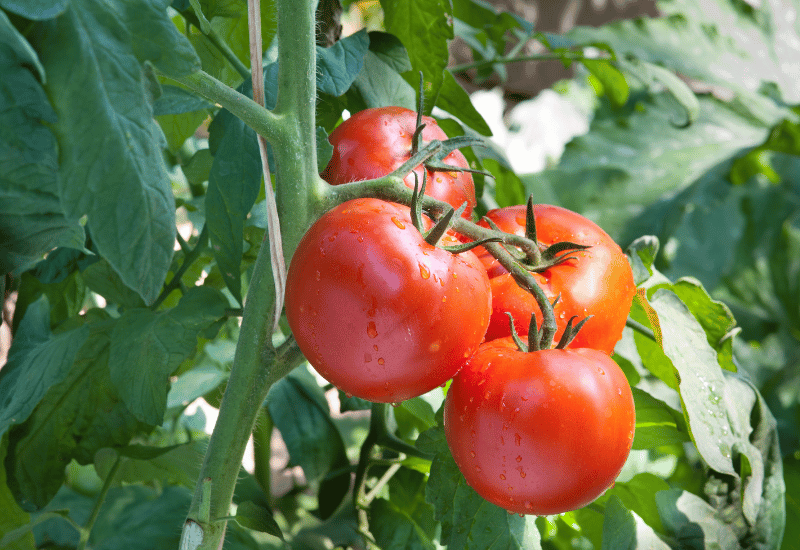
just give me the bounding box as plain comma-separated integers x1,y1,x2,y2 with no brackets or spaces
285,107,637,516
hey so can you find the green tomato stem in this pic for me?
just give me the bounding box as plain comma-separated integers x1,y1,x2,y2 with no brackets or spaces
77,453,122,550
169,69,285,144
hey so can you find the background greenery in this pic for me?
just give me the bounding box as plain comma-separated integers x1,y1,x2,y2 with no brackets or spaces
1,0,798,548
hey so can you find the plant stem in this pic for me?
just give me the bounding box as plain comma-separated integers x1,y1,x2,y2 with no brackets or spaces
169,69,285,144
151,224,208,310
77,454,122,550
271,0,329,260
206,26,251,80
626,317,657,341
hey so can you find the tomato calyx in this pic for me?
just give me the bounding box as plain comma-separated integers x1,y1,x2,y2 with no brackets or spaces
505,311,591,353
483,197,590,273
410,172,503,252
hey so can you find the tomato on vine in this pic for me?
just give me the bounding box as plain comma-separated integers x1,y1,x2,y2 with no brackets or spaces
321,106,477,219
474,204,635,354
444,337,635,515
285,198,491,403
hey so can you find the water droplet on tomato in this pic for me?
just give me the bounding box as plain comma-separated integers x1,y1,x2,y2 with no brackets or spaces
373,344,379,351
419,263,430,279
597,367,605,375
618,388,623,395
514,433,521,446
364,353,372,363
367,322,378,338
516,455,522,463
429,341,441,352
357,235,364,242
377,357,385,365
345,393,353,399
499,474,506,480
391,216,406,229
525,502,534,512
328,235,336,242
500,436,505,445
315,270,321,281
475,466,482,472
442,296,447,302
519,471,526,478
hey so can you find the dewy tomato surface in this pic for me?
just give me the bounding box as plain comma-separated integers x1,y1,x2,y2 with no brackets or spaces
285,198,491,403
321,106,477,219
474,204,635,353
444,339,636,515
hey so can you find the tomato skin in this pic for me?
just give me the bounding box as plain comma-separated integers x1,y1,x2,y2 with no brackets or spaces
285,198,491,403
321,106,477,219
476,204,635,354
444,339,635,515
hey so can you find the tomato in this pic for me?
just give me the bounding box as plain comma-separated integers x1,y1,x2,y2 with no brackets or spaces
321,106,477,219
444,338,635,515
284,198,491,403
475,204,635,353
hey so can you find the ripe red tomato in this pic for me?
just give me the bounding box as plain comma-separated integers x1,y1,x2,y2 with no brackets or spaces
475,204,635,353
444,338,635,515
284,198,491,403
321,106,477,219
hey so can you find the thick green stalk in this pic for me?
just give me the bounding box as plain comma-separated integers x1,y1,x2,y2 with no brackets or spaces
179,1,326,548
173,70,285,144
271,0,329,260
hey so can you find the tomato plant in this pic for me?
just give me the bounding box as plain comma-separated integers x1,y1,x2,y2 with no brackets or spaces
321,106,477,218
285,197,491,403
1,0,791,548
476,204,636,353
444,337,635,515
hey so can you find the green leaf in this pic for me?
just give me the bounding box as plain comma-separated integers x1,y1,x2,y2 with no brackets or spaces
33,0,180,304
82,258,148,309
367,30,413,73
617,58,700,126
655,488,740,550
602,496,670,550
648,289,737,475
93,441,206,488
234,500,283,539
0,11,84,275
183,0,276,87
485,158,526,207
122,0,201,77
266,367,350,519
436,70,492,136
581,59,629,109
206,100,262,303
108,286,228,425
0,298,90,439
0,435,35,550
0,0,68,20
371,498,435,550
418,421,542,550
608,473,671,535
13,269,87,330
5,319,145,507
569,0,800,104
631,387,690,450
670,278,739,372
153,84,214,115
317,29,370,96
381,0,454,112
353,49,417,110
522,93,776,242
